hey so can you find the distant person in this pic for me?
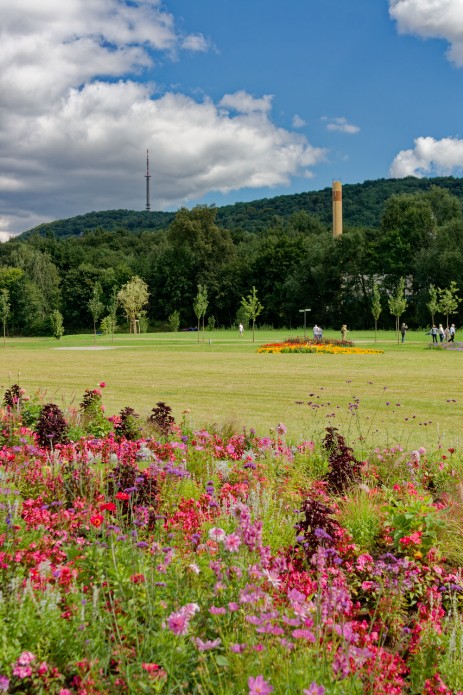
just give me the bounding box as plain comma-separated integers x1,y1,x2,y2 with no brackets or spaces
431,325,438,343
341,324,348,341
438,324,445,342
239,323,244,337
313,324,319,341
450,324,456,342
445,326,450,342
400,323,408,343
318,326,323,341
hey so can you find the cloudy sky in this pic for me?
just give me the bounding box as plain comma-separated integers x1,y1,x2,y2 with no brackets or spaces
2,0,463,239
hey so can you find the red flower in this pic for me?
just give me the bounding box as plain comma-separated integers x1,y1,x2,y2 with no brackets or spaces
116,492,130,501
100,502,116,513
130,573,146,584
90,514,104,528
99,382,106,388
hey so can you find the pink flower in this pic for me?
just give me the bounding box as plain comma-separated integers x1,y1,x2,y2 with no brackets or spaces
167,611,190,636
99,382,106,388
12,665,32,679
166,602,199,636
193,637,222,651
209,606,226,615
292,628,316,641
209,527,226,542
230,643,247,653
304,684,325,695
248,675,274,694
17,652,35,665
224,533,241,552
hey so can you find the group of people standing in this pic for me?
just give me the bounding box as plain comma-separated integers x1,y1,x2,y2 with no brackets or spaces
430,324,456,343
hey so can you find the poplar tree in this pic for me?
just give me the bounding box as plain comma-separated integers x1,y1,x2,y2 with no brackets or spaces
371,284,382,343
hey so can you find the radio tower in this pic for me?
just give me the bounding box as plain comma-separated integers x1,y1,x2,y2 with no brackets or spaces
145,149,151,211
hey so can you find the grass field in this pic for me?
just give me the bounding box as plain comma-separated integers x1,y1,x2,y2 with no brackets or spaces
1,328,462,452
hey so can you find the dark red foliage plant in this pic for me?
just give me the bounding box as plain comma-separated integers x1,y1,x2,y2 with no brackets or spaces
323,426,361,493
148,401,175,437
35,403,68,448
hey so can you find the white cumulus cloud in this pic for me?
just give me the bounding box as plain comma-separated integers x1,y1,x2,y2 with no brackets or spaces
389,0,463,65
0,1,326,237
390,136,463,177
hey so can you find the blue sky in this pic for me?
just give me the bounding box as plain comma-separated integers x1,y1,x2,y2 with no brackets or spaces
1,0,463,239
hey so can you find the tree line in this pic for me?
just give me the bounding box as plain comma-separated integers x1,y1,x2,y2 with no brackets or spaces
2,183,463,336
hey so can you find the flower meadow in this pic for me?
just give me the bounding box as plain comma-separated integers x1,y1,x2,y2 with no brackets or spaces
257,338,383,355
2,385,463,693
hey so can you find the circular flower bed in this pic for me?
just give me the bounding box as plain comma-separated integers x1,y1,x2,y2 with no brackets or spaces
258,337,383,355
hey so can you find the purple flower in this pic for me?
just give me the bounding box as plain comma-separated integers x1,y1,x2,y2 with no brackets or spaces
248,674,274,695
0,676,9,693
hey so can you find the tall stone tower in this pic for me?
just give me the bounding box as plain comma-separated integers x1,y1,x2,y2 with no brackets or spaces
332,180,342,238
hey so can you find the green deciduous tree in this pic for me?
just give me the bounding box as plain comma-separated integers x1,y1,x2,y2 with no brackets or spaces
117,276,149,333
0,288,10,346
88,282,104,345
437,280,461,329
49,309,64,339
100,289,118,342
193,284,208,342
388,277,408,344
241,286,263,343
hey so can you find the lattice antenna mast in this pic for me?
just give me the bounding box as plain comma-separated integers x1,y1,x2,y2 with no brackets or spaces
145,149,151,211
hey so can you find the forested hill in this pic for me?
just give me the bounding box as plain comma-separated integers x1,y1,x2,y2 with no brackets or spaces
21,175,463,239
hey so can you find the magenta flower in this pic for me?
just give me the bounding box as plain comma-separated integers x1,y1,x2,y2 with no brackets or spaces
248,674,273,694
209,606,226,615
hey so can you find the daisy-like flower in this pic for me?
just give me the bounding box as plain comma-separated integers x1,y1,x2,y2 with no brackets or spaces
248,675,273,694
209,527,226,542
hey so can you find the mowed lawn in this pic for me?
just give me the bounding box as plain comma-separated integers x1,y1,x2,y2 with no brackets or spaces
1,328,462,452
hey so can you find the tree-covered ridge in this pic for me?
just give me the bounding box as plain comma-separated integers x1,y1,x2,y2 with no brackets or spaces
21,209,175,240
20,176,463,238
2,181,463,335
